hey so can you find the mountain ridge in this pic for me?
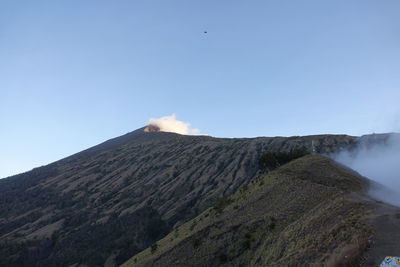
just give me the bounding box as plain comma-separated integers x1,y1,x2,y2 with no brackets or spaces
123,155,372,266
0,128,395,266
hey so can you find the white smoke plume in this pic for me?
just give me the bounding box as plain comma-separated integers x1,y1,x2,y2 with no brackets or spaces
144,114,200,135
333,133,400,206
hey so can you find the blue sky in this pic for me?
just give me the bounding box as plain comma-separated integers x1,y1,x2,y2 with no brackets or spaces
1,0,400,178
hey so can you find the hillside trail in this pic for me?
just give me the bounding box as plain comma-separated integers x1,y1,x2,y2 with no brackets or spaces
363,199,400,266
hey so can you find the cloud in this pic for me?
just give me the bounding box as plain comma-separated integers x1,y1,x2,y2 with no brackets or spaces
144,114,200,135
333,133,400,206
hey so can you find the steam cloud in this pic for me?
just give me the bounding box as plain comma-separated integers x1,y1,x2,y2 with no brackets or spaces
144,114,200,135
333,133,400,206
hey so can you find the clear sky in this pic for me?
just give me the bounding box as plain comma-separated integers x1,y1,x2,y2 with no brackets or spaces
1,0,400,178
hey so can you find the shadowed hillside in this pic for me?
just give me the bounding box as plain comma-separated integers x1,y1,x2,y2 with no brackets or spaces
0,128,368,266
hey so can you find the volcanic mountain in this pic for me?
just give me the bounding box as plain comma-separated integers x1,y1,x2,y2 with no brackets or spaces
0,128,398,266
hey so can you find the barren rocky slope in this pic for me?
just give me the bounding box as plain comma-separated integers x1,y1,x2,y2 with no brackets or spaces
0,128,377,266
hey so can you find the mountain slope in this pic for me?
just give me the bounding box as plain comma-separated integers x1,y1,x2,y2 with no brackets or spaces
0,129,360,266
123,155,373,267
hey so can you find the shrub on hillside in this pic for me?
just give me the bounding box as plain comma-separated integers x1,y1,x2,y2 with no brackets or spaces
150,243,158,254
259,148,309,171
213,196,233,214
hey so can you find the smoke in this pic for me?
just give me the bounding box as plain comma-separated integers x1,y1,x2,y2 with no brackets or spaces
144,114,200,135
333,133,400,206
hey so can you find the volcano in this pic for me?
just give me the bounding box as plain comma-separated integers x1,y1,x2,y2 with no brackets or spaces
0,128,398,266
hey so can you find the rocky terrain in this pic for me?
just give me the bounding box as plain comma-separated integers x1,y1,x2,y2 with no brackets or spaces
0,127,394,266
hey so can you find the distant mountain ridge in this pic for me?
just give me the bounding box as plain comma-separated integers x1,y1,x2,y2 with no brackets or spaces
0,128,392,266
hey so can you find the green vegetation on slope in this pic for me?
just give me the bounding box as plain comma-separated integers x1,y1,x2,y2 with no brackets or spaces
123,155,372,267
259,148,310,171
